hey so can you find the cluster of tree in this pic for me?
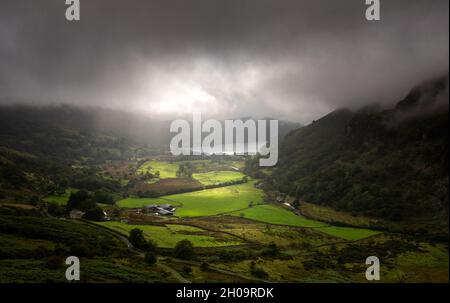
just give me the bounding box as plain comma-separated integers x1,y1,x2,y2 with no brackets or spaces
128,228,158,266
66,190,110,221
174,239,195,260
176,163,194,178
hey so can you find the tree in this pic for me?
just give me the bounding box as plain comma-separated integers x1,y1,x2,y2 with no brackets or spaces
47,203,66,217
144,251,157,266
147,238,158,253
174,239,195,260
200,262,210,272
83,206,105,221
66,190,96,211
30,195,40,206
182,266,192,275
262,242,279,257
94,190,114,204
292,199,300,209
129,228,148,250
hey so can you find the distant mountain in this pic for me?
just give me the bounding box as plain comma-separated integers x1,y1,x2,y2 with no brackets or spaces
267,75,449,222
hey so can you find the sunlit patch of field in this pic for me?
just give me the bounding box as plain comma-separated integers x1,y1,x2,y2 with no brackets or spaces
192,171,245,186
231,204,380,240
136,159,245,179
96,221,242,248
232,204,325,228
117,197,183,208
314,226,380,241
137,160,179,178
119,181,264,217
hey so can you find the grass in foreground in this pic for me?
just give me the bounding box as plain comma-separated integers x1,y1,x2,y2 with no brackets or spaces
96,221,242,248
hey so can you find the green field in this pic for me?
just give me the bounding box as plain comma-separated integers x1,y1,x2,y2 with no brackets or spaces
232,204,380,240
137,161,179,178
137,160,245,180
232,204,326,228
193,171,245,186
96,221,241,248
314,226,380,240
118,181,264,217
118,197,183,208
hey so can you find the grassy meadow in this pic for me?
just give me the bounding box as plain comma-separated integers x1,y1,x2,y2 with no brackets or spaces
96,221,242,248
231,204,380,240
119,181,264,217
192,170,245,186
137,160,179,178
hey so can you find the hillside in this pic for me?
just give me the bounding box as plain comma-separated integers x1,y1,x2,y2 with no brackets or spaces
266,76,449,223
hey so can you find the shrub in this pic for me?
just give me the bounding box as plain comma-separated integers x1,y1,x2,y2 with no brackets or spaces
249,264,268,279
144,251,157,266
47,203,66,217
182,266,192,275
174,239,195,260
261,242,279,257
82,206,105,221
129,228,148,250
94,190,114,204
45,256,64,269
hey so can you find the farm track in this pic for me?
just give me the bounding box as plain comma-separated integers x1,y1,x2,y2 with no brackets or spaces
157,262,191,283
160,257,268,283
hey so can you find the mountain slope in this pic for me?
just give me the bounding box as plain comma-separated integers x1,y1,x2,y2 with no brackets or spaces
268,76,449,223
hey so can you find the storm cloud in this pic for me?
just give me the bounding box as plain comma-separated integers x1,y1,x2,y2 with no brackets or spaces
0,0,448,123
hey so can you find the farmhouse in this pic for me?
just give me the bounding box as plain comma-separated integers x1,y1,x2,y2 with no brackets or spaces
69,209,85,219
144,205,159,211
157,209,173,216
159,204,176,212
144,204,175,216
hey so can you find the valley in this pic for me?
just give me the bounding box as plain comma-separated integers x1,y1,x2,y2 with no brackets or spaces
0,77,448,283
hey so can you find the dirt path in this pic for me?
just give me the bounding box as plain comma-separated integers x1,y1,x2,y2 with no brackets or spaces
163,257,268,283
157,262,191,283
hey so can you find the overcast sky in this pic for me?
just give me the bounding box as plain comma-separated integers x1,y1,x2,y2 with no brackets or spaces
0,0,448,123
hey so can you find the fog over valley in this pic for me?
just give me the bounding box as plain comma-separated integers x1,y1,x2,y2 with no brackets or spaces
0,0,448,124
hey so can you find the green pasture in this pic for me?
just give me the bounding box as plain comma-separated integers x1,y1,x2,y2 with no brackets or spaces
96,221,241,248
192,171,245,186
136,160,245,179
232,204,380,240
118,181,264,217
137,161,179,178
232,204,325,228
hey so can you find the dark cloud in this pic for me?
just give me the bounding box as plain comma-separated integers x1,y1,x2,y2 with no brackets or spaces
0,0,448,123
